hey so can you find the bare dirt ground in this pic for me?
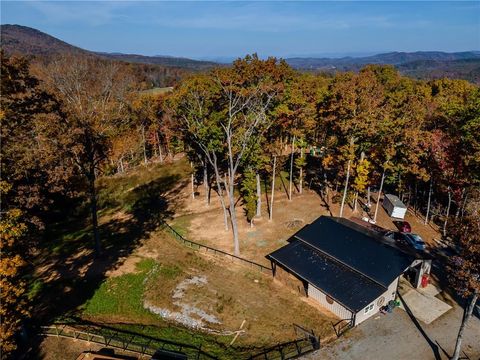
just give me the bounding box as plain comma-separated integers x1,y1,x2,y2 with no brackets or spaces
38,337,136,360
172,179,442,265
141,231,338,346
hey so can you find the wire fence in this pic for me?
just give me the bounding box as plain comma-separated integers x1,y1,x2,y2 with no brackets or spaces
161,221,272,274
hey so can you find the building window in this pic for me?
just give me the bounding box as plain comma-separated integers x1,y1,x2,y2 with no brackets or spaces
377,297,385,307
364,303,374,314
326,295,334,304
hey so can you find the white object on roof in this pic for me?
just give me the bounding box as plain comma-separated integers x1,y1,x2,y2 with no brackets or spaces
383,194,407,219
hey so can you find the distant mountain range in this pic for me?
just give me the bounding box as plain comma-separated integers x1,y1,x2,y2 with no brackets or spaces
1,24,480,84
284,52,480,83
284,51,480,70
0,24,216,70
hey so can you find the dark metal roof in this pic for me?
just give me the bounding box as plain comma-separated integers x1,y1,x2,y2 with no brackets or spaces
293,217,416,288
268,240,386,312
267,216,421,312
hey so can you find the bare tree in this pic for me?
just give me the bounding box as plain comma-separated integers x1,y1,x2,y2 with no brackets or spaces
214,69,276,255
269,156,277,221
43,55,134,254
174,56,288,255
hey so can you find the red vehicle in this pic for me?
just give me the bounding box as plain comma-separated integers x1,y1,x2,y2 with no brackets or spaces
393,220,411,233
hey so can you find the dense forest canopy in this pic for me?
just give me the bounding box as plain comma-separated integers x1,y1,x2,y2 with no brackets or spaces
1,51,479,357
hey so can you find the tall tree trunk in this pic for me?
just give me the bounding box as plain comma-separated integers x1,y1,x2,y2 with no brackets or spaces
212,163,228,231
225,169,240,255
89,174,101,255
353,192,358,212
373,169,386,223
425,179,433,225
339,159,351,218
118,157,124,174
299,147,304,194
204,161,209,206
443,187,452,237
414,181,418,215
367,186,371,207
269,156,276,221
217,178,229,231
256,173,261,217
455,188,466,219
398,173,402,199
325,176,330,205
157,132,164,164
460,191,469,217
451,291,478,360
141,125,147,165
190,162,195,199
288,135,296,201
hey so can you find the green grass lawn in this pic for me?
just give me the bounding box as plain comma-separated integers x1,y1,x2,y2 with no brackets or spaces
83,259,157,320
140,87,174,95
81,257,246,359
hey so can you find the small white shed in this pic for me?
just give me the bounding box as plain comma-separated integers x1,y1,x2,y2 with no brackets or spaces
383,194,407,219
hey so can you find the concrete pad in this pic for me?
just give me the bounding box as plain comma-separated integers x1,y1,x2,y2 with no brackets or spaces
417,283,441,297
400,289,452,325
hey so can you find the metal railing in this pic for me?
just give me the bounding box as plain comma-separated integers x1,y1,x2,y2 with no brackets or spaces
332,318,354,337
161,221,272,273
40,323,218,360
247,338,316,360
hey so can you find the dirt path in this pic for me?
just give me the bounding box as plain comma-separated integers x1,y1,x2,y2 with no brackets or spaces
173,181,442,265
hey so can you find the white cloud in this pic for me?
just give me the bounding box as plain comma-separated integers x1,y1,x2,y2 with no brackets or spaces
20,1,431,32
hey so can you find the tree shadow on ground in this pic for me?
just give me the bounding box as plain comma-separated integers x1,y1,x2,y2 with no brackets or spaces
22,173,187,359
397,293,442,360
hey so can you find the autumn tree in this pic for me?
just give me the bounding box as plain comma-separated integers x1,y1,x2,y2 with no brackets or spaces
0,182,29,357
240,168,257,226
174,55,291,254
352,154,371,212
274,73,319,200
426,79,478,234
0,52,73,229
448,193,480,360
321,68,386,205
42,56,135,254
130,93,158,165
171,73,231,230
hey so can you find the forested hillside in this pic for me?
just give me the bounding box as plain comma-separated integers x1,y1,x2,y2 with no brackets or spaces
286,51,480,84
3,25,480,84
1,24,216,70
2,51,480,357
0,24,214,87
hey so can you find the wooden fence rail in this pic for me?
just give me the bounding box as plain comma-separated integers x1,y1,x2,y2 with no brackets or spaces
161,221,272,273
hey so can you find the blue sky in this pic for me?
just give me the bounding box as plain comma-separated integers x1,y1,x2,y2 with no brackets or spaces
1,1,479,59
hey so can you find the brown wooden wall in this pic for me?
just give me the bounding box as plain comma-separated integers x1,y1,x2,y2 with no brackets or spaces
273,263,307,296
